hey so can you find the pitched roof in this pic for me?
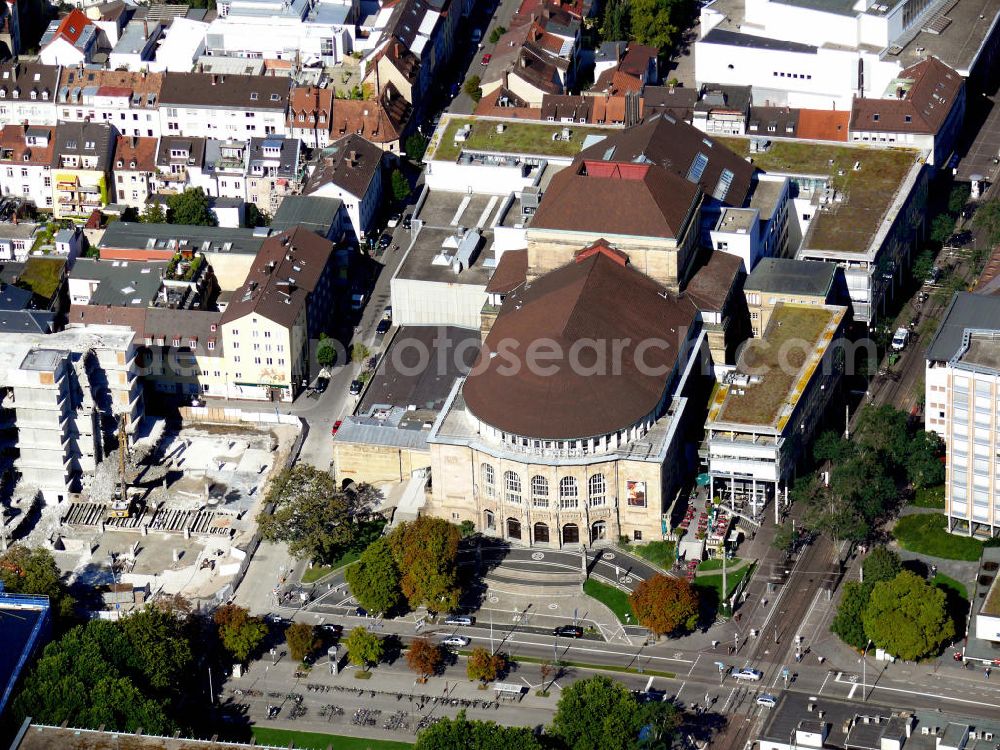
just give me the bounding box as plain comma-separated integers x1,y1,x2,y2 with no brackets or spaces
619,44,657,77
51,121,115,169
159,72,289,110
684,250,744,312
463,250,699,439
642,85,696,122
850,56,963,135
113,135,158,172
287,85,334,130
0,125,55,166
220,226,334,329
326,90,411,145
304,133,384,199
577,114,755,206
0,62,60,101
795,108,850,141
53,9,93,46
531,160,699,240
485,249,528,294
58,67,163,106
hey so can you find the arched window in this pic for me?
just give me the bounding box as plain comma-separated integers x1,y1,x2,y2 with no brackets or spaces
481,463,495,498
504,471,522,504
559,477,578,509
531,475,549,508
588,474,606,507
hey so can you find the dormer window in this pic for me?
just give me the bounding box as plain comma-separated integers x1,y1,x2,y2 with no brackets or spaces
85,141,95,150
873,113,880,121
904,115,912,123
10,88,17,99
130,160,136,168
30,91,35,100
41,90,48,100
250,92,258,101
117,159,124,167
22,153,28,161
0,90,5,98
270,94,280,101
172,336,181,347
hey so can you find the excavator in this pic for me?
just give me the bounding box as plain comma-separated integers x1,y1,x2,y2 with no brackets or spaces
108,414,134,519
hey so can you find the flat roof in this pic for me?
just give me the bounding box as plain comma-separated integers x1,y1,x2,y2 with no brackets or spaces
772,0,856,15
399,190,514,286
890,0,1000,74
965,547,1000,660
717,207,756,233
0,594,48,717
927,292,1000,363
429,115,610,162
71,257,164,307
745,257,836,297
700,27,817,54
12,723,288,749
720,138,919,255
708,302,844,429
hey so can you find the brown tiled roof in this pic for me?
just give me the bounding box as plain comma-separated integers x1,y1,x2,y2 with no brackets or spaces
220,226,334,328
747,106,799,138
59,67,163,105
684,250,744,312
577,114,755,207
531,160,699,240
540,94,592,122
796,108,850,141
305,133,385,198
642,85,696,123
0,62,60,101
287,85,334,131
159,72,289,110
975,246,1000,295
485,249,528,294
850,56,963,135
71,304,226,357
474,88,540,119
593,68,642,95
384,37,421,84
0,125,55,166
328,88,411,145
510,45,564,95
113,135,157,172
619,45,657,78
463,250,699,439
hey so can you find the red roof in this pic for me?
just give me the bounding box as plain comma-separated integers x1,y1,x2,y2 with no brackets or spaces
97,85,132,98
55,9,92,44
797,108,850,141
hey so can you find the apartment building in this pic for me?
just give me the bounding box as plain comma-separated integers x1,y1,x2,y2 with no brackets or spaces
219,226,338,401
0,125,54,210
704,302,847,519
303,133,386,241
39,9,99,67
152,135,208,196
743,257,839,337
159,73,290,140
246,135,302,214
0,62,60,127
0,326,142,503
287,85,411,153
55,68,164,139
925,293,1000,538
51,122,116,218
111,135,157,210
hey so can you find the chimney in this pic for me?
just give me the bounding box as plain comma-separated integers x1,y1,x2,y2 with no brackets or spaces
394,42,401,57
143,19,148,37
211,74,217,85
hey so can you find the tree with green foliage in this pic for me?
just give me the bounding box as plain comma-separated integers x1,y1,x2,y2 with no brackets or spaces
120,606,194,691
631,0,683,50
853,405,911,464
345,627,384,669
830,451,896,522
863,570,954,660
405,133,428,162
812,430,854,465
466,647,506,684
285,622,320,663
488,25,507,44
139,201,166,224
772,523,796,554
636,700,683,749
831,580,873,650
459,519,476,538
930,213,955,244
345,537,404,615
244,203,271,228
352,342,372,363
551,675,646,750
0,545,76,620
912,249,936,282
257,465,380,564
973,198,1000,247
862,547,901,585
213,604,267,663
317,332,337,368
948,184,969,215
464,75,482,102
414,710,543,750
166,188,217,226
390,168,411,203
387,516,462,612
907,431,945,489
600,0,630,41
629,574,698,635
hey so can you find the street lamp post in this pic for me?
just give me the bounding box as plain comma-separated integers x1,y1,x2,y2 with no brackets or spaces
862,639,874,702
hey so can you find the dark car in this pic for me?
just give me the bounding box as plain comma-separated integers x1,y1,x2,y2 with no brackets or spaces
331,419,342,436
402,214,413,230
378,233,392,249
553,625,584,638
349,380,363,396
376,319,391,335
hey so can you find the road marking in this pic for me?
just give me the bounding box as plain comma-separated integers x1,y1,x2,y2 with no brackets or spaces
818,671,832,695
848,683,858,700
868,682,1000,710
721,687,737,712
464,633,694,664
674,682,686,701
688,653,701,676
645,676,655,692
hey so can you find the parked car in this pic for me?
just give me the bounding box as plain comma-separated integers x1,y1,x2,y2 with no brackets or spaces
553,625,584,638
471,28,482,44
388,213,401,228
354,607,368,617
351,291,367,311
349,380,363,396
441,635,470,647
320,623,343,636
481,53,492,66
444,615,475,626
402,214,413,230
331,419,343,436
756,694,777,708
378,233,392,250
376,319,391,335
925,266,942,284
733,668,763,682
890,326,909,351
383,305,393,321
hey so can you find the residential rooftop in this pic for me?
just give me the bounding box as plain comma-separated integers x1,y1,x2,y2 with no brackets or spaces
99,222,267,257
428,115,610,162
720,138,919,254
745,257,836,297
709,302,844,429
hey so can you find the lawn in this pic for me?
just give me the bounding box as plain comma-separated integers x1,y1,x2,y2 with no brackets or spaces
584,578,633,623
698,557,742,572
694,563,753,602
718,138,917,254
912,485,945,509
716,305,838,426
303,519,386,583
430,117,606,161
619,540,675,569
932,572,968,600
893,513,984,561
252,728,411,749
15,256,65,300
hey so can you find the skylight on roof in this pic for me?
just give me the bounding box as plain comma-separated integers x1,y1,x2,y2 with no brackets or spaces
712,168,734,201
686,152,709,184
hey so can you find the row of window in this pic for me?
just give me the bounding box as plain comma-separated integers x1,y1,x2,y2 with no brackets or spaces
480,464,645,508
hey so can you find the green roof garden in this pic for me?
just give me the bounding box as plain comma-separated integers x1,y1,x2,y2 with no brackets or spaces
428,116,609,162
